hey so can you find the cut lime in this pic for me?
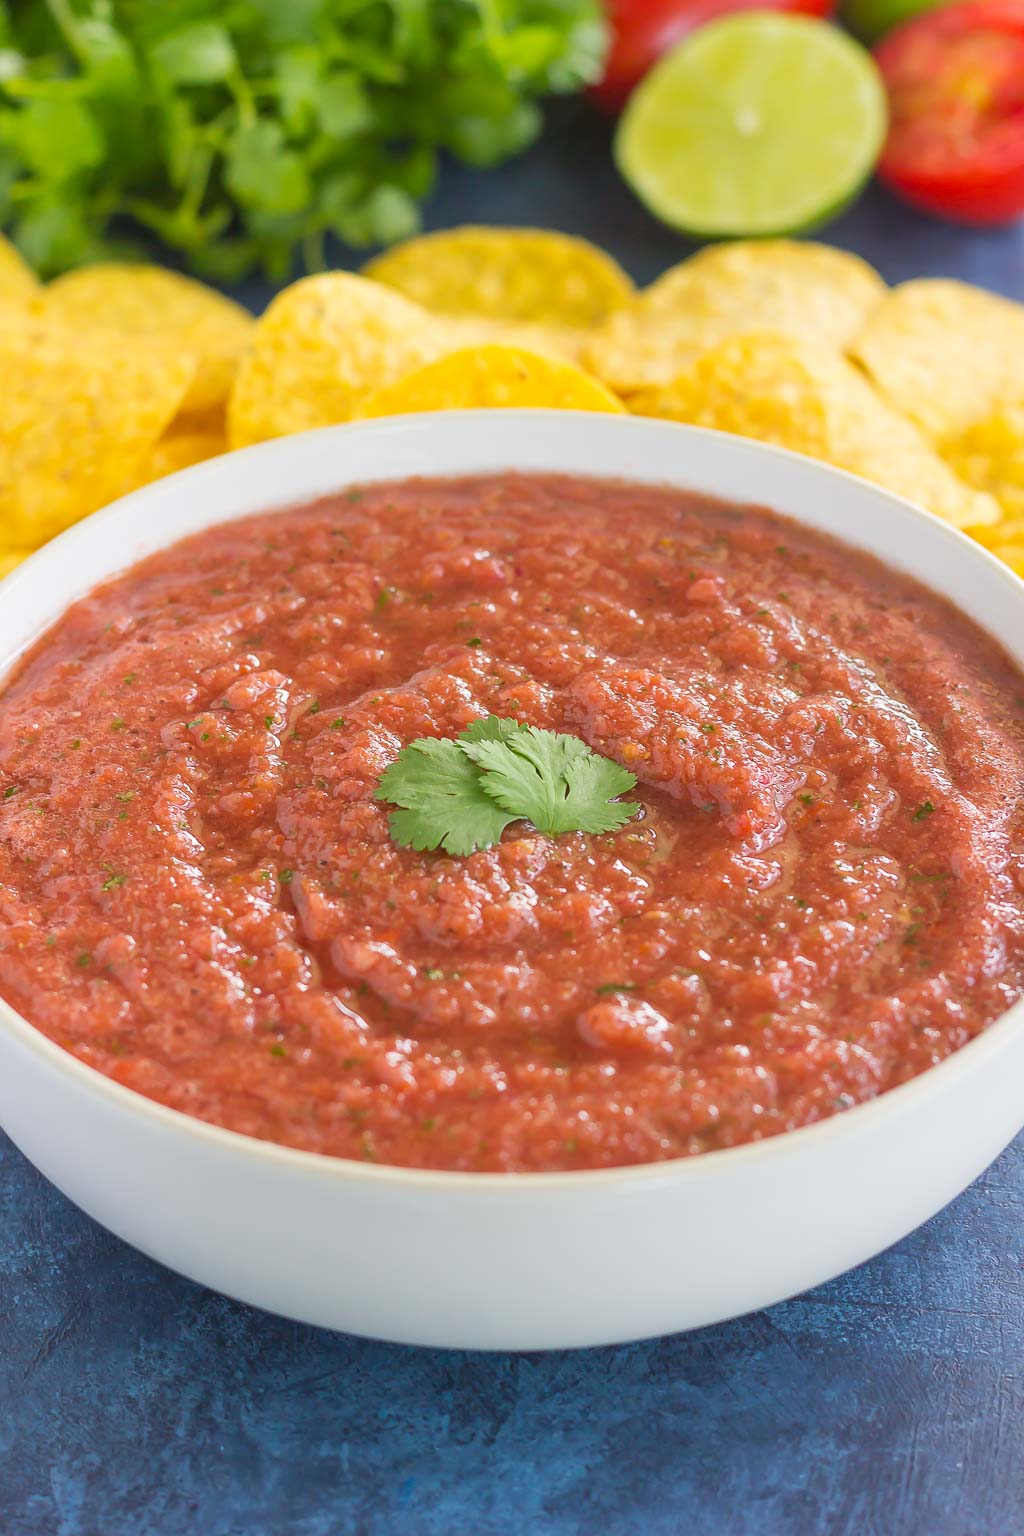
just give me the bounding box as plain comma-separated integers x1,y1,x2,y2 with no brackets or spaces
615,14,888,239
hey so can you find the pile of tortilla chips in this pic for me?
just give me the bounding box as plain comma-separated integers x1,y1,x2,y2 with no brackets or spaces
3,223,1024,582
0,241,245,571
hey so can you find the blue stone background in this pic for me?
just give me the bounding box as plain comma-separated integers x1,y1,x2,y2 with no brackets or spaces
3,99,1024,1536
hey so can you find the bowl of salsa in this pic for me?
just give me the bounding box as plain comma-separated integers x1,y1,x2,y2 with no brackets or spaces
1,410,1023,1349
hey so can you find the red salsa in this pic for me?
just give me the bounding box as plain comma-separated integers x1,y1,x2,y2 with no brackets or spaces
2,473,1024,1172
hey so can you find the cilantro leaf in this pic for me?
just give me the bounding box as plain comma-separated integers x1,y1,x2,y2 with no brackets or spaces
375,735,514,856
149,24,237,87
225,121,312,216
462,723,639,835
12,98,105,181
460,716,524,746
377,717,638,856
0,1,608,278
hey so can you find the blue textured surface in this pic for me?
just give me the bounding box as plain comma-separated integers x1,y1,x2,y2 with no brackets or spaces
3,98,1024,1536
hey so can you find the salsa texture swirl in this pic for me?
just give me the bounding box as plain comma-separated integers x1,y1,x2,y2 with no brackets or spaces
2,472,1024,1172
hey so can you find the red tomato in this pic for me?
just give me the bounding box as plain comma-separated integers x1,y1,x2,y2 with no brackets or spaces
876,0,1024,224
592,0,836,112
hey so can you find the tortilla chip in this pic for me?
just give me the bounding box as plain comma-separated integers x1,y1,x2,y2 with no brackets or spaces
587,240,887,393
0,550,31,580
971,516,1024,550
125,425,227,494
969,522,1024,582
942,402,1024,522
0,319,195,545
0,234,39,303
439,314,590,365
168,402,227,434
364,227,635,328
44,264,253,415
852,280,1024,443
629,331,999,531
356,345,627,419
968,527,1024,578
227,273,447,448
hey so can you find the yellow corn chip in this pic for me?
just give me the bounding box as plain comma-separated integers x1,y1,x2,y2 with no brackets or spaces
44,264,253,415
943,402,1024,522
439,314,590,365
125,425,227,494
587,240,886,394
0,320,195,545
997,550,1024,578
0,549,31,579
364,226,634,328
168,403,228,435
629,331,998,530
852,280,1024,443
227,273,446,448
0,234,39,303
356,345,626,419
971,513,1024,552
970,536,1024,579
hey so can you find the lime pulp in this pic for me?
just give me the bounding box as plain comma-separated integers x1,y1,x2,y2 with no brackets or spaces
615,14,889,239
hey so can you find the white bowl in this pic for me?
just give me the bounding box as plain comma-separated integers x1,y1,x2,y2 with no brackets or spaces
2,411,1023,1351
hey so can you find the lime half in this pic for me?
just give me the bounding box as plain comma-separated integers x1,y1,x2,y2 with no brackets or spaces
615,14,888,239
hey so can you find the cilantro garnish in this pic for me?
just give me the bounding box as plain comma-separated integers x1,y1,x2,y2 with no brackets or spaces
376,716,639,856
0,5,606,279
377,734,516,856
460,718,638,836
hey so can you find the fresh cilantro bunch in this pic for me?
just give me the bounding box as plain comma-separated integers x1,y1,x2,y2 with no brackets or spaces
377,716,639,855
0,0,607,279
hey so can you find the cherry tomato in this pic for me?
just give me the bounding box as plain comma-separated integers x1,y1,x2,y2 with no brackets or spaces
592,0,836,112
876,0,1024,224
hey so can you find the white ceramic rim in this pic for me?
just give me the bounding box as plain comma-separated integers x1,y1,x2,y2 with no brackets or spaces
2,409,1022,1195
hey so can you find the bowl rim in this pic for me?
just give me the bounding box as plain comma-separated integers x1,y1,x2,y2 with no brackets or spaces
2,408,1023,1194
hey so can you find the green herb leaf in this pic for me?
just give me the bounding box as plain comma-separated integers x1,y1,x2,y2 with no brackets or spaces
148,23,237,87
12,98,105,181
75,20,139,95
225,120,312,216
377,716,638,855
0,0,607,278
461,721,638,835
316,70,372,138
376,735,515,856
